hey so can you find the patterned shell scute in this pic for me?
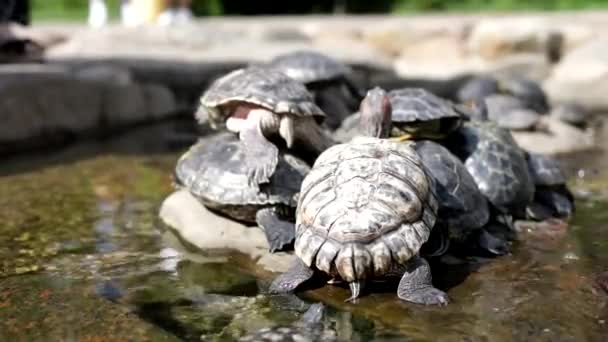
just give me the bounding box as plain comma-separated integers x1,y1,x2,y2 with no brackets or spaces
526,152,566,186
200,67,324,117
414,141,490,233
297,137,437,246
175,133,310,208
389,88,461,123
455,121,534,212
268,50,352,84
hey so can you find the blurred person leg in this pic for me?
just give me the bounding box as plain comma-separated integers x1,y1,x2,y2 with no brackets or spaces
0,0,42,63
88,0,109,28
157,0,177,26
175,0,193,24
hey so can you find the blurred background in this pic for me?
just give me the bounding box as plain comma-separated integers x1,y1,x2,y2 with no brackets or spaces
28,0,608,21
2,1,608,341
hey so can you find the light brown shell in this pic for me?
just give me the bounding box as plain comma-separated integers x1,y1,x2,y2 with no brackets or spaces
294,137,438,282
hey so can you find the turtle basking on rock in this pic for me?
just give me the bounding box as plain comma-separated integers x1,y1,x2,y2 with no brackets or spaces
335,87,464,142
413,141,508,256
197,66,335,186
267,50,363,130
525,152,575,220
446,121,534,221
174,132,311,252
270,88,448,305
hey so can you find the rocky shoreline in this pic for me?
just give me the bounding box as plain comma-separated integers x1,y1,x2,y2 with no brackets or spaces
3,13,607,155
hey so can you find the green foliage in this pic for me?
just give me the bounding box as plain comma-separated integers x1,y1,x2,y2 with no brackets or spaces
30,0,608,21
31,0,120,21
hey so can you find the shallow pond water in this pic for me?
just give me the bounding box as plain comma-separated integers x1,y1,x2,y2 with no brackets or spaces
1,119,607,341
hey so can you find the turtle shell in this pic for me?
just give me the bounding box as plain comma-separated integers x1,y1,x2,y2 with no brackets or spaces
174,133,310,222
294,137,438,282
268,50,352,84
447,121,534,214
390,88,461,124
456,76,500,103
198,67,324,126
526,152,566,186
388,88,462,138
414,141,490,239
498,77,549,114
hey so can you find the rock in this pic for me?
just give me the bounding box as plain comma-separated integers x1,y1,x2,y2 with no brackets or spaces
550,103,588,127
489,53,551,83
511,116,595,155
141,83,177,119
0,65,179,155
467,18,560,61
158,190,295,274
0,65,103,152
102,83,147,126
543,38,608,112
72,64,133,85
496,109,541,131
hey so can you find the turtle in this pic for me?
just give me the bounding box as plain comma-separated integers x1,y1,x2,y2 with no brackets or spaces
446,121,534,220
496,77,550,114
413,141,508,256
196,66,335,186
525,152,575,220
174,132,311,252
456,76,500,104
550,103,588,128
333,87,464,142
239,303,336,342
267,50,363,130
269,87,448,305
483,94,541,131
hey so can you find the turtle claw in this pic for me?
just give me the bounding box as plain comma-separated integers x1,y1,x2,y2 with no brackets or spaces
242,138,279,186
400,287,449,306
390,133,413,142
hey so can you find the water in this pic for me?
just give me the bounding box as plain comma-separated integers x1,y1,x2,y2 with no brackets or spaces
1,119,607,341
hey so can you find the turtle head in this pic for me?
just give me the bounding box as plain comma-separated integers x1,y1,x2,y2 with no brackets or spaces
359,87,392,138
196,104,225,129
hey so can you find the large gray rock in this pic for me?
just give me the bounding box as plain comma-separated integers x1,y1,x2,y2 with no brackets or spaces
544,38,608,113
158,190,295,274
466,18,560,60
0,65,178,154
512,116,595,155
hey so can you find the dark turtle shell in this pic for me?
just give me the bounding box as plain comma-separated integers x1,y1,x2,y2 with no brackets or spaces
414,140,490,240
484,94,540,131
174,133,310,222
268,50,352,84
447,121,534,215
497,77,549,114
456,76,500,103
389,88,463,138
198,67,324,128
526,152,567,186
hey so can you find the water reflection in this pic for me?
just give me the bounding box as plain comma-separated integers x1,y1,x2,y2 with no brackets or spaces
0,120,607,341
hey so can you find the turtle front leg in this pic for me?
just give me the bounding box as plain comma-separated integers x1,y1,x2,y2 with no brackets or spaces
236,109,280,186
397,255,449,306
268,258,316,294
255,207,296,253
294,117,337,157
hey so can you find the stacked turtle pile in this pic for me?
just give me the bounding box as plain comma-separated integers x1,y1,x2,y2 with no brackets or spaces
172,50,575,306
